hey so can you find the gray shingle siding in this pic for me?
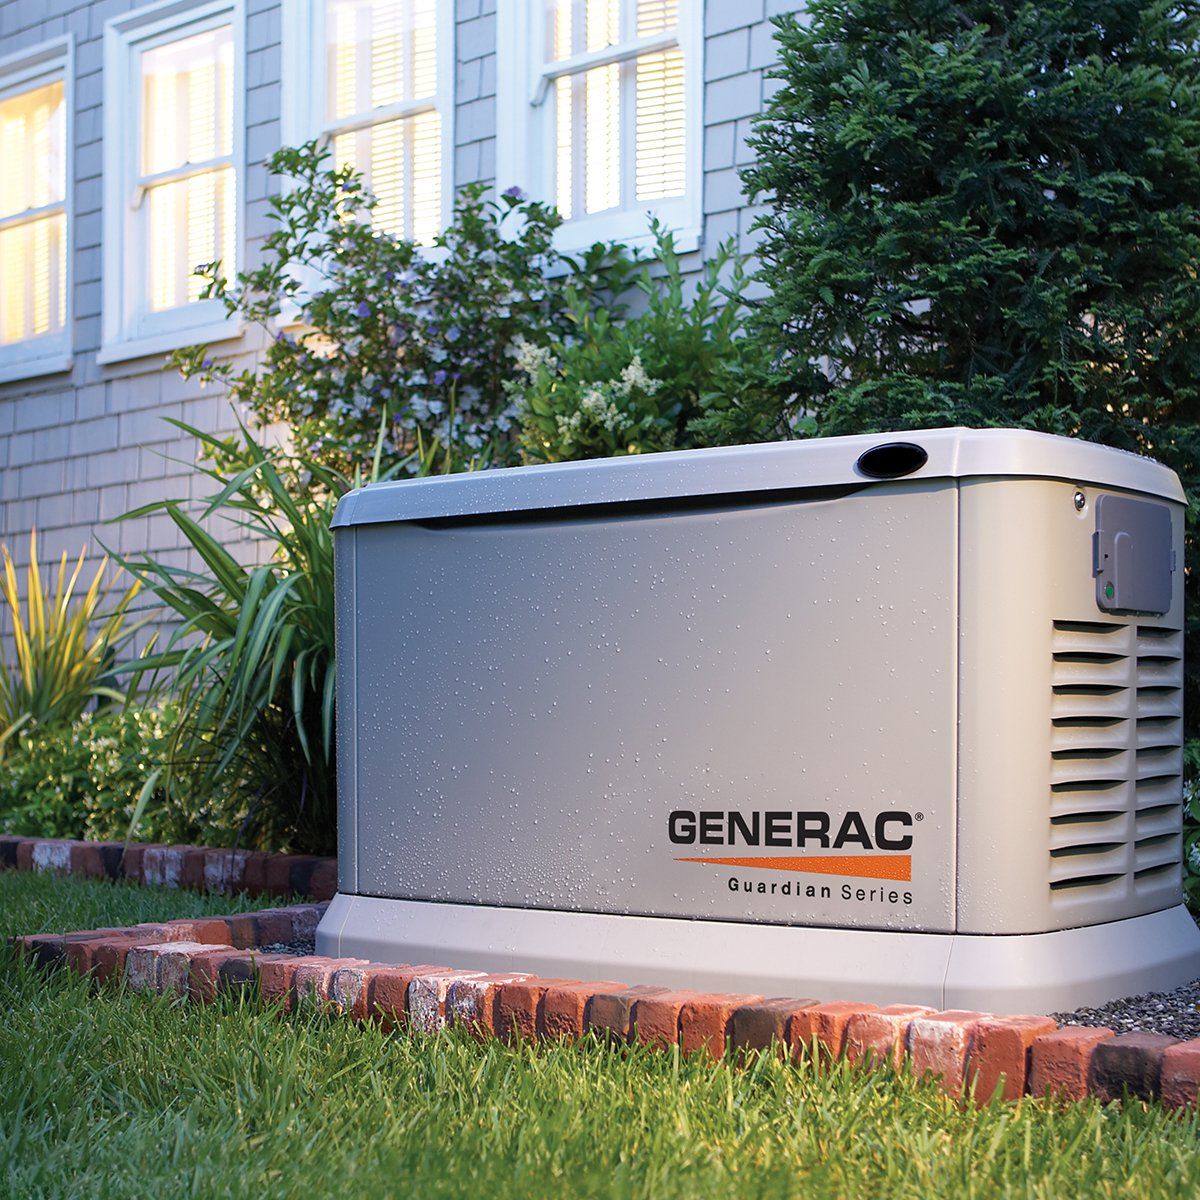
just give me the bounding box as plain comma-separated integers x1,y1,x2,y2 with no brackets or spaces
0,0,797,621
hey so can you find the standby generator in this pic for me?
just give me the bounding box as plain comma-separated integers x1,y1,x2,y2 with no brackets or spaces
316,429,1200,1011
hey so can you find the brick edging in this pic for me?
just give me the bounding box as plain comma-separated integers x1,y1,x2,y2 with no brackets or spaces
0,835,336,901
8,903,1199,1110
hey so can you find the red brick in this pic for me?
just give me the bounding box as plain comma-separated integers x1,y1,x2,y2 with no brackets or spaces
258,955,324,1008
908,1011,989,1093
264,855,295,898
293,957,369,1007
30,840,76,873
1161,1038,1200,1110
159,943,223,995
285,856,323,898
119,843,152,883
408,970,487,1032
791,1001,881,1062
541,982,627,1040
366,964,450,1029
64,934,139,976
328,962,390,1018
308,858,338,901
163,917,235,946
251,909,303,947
585,985,671,1043
180,848,209,890
445,974,532,1038
970,1015,1058,1102
630,990,700,1049
241,852,271,896
187,948,255,1003
16,933,66,969
677,993,764,1060
844,1005,934,1071
126,942,211,993
0,834,21,868
15,840,35,872
730,997,818,1057
286,904,325,943
92,937,151,983
495,978,580,1042
142,845,193,888
224,913,260,948
70,843,104,879
1089,1032,1180,1103
202,848,250,893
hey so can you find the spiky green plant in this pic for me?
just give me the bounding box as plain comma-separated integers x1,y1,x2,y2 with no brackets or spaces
118,418,404,854
0,533,142,759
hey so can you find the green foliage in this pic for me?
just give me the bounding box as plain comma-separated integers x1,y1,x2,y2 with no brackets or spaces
172,142,634,475
514,226,789,462
746,0,1200,736
117,420,376,855
1185,741,1200,913
0,704,243,845
0,533,143,758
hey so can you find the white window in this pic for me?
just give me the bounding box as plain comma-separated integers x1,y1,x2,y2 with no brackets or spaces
0,37,72,383
497,0,701,249
281,0,454,244
101,0,243,363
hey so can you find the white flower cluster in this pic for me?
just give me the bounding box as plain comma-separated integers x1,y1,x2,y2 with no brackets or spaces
619,354,661,396
512,335,557,378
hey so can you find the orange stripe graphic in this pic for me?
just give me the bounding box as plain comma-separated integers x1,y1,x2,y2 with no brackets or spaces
675,854,912,882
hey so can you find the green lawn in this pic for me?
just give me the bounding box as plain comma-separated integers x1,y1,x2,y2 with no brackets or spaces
1,873,1198,1200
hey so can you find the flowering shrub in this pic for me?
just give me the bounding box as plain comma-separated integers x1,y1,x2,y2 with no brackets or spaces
172,143,635,474
514,226,790,462
0,704,246,845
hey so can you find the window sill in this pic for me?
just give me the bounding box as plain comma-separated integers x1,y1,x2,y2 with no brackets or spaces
96,320,243,367
553,220,702,259
0,352,74,386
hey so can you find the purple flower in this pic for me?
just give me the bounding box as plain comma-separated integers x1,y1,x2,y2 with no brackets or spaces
433,369,448,386
502,186,525,201
446,325,460,341
201,358,214,370
354,300,372,318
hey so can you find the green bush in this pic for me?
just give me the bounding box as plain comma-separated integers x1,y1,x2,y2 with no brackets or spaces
118,419,395,856
0,703,244,845
514,227,789,462
172,143,634,476
0,533,143,758
745,0,1200,739
1186,742,1200,913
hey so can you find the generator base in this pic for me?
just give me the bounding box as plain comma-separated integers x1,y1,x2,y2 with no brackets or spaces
317,894,1200,1013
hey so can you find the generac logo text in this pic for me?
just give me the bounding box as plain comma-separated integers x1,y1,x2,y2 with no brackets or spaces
667,809,914,852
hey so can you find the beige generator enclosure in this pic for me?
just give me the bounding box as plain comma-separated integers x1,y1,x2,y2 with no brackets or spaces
317,429,1200,1011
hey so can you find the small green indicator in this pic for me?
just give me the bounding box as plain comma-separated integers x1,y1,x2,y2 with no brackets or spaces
1105,582,1115,599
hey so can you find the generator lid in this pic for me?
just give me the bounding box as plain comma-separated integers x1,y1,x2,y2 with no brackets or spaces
332,426,1185,527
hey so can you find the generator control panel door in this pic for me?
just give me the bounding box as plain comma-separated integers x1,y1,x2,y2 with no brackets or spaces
1093,495,1173,615
345,481,958,934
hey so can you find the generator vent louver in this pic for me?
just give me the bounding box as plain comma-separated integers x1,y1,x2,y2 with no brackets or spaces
1049,620,1183,907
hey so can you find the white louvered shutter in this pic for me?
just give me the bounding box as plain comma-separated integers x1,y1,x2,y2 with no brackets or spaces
0,79,66,344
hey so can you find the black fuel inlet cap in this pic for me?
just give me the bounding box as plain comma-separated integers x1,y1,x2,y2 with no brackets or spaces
855,441,929,479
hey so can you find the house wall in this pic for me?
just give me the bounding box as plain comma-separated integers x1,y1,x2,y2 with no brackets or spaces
0,0,799,639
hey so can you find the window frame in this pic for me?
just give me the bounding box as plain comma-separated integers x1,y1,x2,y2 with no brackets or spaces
100,0,245,365
0,35,74,385
495,0,703,252
279,0,456,243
